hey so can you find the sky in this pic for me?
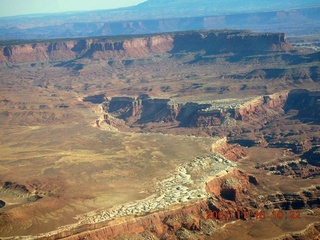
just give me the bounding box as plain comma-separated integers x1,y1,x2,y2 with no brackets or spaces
0,0,146,17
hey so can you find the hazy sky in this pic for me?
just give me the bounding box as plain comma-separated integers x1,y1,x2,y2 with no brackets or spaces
0,0,146,17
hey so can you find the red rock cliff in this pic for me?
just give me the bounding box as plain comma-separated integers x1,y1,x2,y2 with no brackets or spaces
0,35,173,64
236,91,288,121
0,30,293,64
32,170,257,240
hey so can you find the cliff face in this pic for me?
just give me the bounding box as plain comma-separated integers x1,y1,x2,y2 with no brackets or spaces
100,91,290,129
231,65,320,83
303,146,320,166
284,89,320,122
98,90,320,135
0,30,292,64
31,170,258,240
236,91,288,121
205,170,259,207
38,169,320,240
171,31,292,54
212,137,247,161
0,35,173,64
189,92,288,128
51,200,210,240
103,95,177,123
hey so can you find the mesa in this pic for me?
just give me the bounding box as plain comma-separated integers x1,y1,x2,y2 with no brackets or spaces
0,29,319,239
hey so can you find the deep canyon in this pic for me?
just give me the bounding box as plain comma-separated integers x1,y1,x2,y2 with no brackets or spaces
0,29,319,239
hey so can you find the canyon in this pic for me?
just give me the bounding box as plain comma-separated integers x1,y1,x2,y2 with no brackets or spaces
0,29,319,239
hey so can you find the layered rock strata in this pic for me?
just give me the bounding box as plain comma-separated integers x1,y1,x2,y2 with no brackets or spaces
9,154,268,240
22,150,236,239
97,91,289,129
0,30,292,65
96,89,320,132
284,89,320,122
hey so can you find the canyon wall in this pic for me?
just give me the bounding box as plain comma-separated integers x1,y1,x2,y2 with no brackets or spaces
28,170,258,240
190,91,288,127
284,89,320,122
171,31,292,54
27,169,319,239
231,65,320,83
99,89,320,130
101,91,290,128
236,91,288,121
0,30,292,64
0,35,173,64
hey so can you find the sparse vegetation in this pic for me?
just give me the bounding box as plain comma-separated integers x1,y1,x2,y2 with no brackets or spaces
0,30,319,239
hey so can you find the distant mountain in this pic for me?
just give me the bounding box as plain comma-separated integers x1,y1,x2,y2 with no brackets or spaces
0,0,319,40
137,0,318,8
133,0,320,16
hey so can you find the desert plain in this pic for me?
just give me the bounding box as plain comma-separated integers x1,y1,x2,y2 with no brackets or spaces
0,29,319,239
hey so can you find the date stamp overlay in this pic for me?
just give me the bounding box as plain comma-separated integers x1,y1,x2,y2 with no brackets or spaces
205,209,301,221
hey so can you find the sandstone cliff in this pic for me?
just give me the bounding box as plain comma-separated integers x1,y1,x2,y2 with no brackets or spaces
0,30,293,65
99,91,289,129
26,169,319,239
236,91,288,122
24,170,259,240
98,89,320,134
284,89,320,122
0,35,173,64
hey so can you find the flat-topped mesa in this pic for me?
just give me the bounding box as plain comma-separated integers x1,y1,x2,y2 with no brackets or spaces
104,94,176,122
177,91,289,127
171,31,292,54
0,30,293,64
0,35,174,64
100,91,290,128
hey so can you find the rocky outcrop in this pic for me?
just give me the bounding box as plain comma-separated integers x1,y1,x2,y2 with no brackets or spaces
231,65,320,83
211,137,246,161
23,169,258,240
0,181,43,206
171,31,292,54
0,35,173,64
0,30,292,65
102,94,178,124
258,158,320,179
105,96,176,123
269,139,313,154
0,181,30,196
97,91,289,129
205,170,259,207
302,146,320,167
236,91,288,121
106,96,138,119
188,92,288,127
82,94,106,104
284,89,320,122
4,170,319,239
39,200,211,240
73,152,235,227
258,186,320,210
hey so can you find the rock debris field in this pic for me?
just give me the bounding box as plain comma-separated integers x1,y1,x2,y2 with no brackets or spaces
76,152,236,225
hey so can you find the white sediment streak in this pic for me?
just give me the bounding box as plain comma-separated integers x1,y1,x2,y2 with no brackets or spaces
76,152,236,225
10,146,236,239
